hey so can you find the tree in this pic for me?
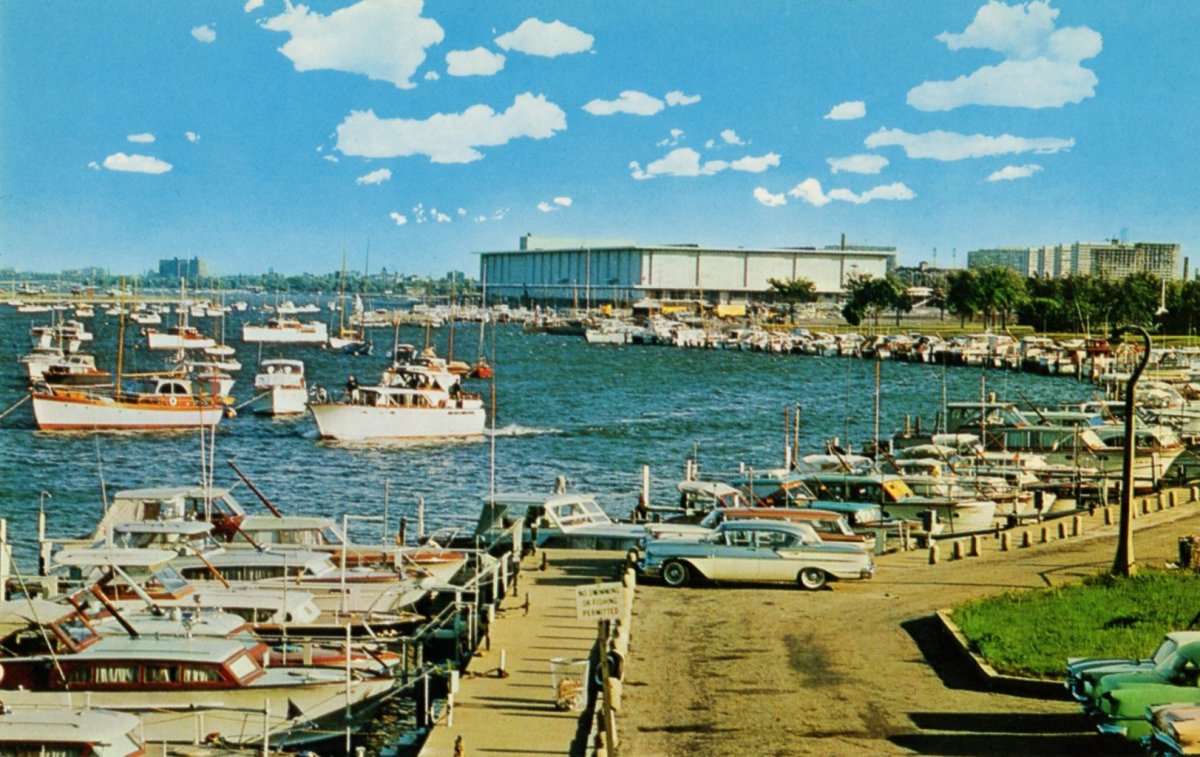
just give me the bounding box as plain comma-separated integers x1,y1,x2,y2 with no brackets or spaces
767,277,817,322
841,273,901,332
886,274,913,326
974,266,1027,329
945,269,980,327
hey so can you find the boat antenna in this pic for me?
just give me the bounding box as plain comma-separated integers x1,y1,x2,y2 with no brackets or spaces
115,278,126,401
489,358,497,505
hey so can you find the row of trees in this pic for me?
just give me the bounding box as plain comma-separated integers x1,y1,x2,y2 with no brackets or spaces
775,267,1200,335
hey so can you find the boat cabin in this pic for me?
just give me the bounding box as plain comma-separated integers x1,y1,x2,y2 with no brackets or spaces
0,706,146,757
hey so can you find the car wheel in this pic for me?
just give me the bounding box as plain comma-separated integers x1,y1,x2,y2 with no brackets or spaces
662,560,690,587
798,567,827,591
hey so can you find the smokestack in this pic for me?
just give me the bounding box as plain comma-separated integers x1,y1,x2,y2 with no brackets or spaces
841,233,846,251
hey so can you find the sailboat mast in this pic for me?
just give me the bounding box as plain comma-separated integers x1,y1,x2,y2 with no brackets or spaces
115,280,127,401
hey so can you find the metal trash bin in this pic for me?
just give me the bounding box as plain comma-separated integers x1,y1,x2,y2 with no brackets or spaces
550,657,589,712
1180,536,1200,569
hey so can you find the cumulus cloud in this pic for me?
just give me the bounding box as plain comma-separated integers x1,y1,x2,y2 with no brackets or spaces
495,18,593,57
657,128,685,147
987,163,1043,181
262,0,444,89
665,91,701,107
323,154,340,163
783,178,914,207
720,129,745,146
824,101,866,120
865,127,1073,161
100,152,173,175
185,131,200,143
753,187,787,207
583,91,664,117
424,70,440,81
356,168,393,185
191,24,216,43
629,148,779,180
389,212,408,226
87,161,100,171
730,153,780,173
446,47,505,77
908,0,1101,110
827,154,889,175
335,93,567,164
127,133,156,144
244,0,264,11
538,196,574,212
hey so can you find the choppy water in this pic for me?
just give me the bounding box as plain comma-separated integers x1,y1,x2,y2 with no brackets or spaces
0,302,1092,567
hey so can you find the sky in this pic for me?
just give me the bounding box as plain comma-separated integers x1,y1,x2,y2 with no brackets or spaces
1,1,1197,277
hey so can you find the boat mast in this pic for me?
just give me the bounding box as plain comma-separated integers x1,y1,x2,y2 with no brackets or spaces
448,276,456,362
115,279,127,401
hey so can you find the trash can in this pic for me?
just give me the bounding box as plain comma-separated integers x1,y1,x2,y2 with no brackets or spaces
1181,536,1199,569
550,657,589,712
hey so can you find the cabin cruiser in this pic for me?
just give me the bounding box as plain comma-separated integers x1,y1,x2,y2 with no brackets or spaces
31,376,225,430
143,323,216,351
241,317,328,344
254,358,308,415
0,705,145,757
799,469,998,535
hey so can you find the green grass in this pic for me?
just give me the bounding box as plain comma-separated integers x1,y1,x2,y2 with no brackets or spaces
951,570,1200,679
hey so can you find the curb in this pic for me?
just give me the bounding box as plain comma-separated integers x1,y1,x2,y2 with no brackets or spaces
934,609,1069,700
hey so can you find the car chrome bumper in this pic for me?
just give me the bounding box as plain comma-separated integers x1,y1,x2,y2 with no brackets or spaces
1096,722,1128,737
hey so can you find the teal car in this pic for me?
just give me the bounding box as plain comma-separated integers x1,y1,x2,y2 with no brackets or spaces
1090,641,1200,740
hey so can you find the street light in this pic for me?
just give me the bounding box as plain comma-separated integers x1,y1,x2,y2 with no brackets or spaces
1111,324,1150,577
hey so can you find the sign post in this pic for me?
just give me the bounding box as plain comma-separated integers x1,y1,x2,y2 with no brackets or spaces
577,581,622,754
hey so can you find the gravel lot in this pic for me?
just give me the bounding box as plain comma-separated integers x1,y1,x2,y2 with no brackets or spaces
618,501,1200,756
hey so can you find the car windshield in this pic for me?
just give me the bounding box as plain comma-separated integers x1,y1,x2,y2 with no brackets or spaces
1154,649,1200,681
1153,639,1181,665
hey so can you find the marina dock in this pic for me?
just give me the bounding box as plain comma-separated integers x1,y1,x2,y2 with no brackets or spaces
418,549,624,757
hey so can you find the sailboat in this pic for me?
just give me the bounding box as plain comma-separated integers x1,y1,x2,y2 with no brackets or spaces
329,252,371,353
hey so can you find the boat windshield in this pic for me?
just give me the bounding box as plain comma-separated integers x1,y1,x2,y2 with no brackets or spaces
151,565,190,595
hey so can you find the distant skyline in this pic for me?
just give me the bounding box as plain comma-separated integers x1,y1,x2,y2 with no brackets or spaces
2,1,1196,276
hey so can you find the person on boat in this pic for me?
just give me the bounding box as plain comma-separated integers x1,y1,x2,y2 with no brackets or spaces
345,374,360,404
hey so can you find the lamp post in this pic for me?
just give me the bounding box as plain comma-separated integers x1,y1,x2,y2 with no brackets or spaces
1112,324,1150,577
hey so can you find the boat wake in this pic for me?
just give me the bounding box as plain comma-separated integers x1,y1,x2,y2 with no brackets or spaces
486,424,562,437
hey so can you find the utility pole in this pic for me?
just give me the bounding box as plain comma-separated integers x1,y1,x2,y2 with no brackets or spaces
1112,324,1151,577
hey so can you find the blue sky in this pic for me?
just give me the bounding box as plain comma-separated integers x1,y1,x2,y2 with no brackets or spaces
1,1,1196,277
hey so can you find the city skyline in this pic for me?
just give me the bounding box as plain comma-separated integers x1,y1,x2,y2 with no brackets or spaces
1,1,1196,276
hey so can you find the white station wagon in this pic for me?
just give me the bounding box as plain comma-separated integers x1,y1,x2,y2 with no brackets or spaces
636,519,875,590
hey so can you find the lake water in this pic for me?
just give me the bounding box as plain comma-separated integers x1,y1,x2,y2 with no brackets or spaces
0,303,1092,568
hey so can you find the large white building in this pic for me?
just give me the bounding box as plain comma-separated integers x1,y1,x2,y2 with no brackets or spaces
478,235,897,306
968,240,1181,280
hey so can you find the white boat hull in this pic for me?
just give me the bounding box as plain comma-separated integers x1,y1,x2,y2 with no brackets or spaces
269,385,308,415
31,393,224,430
242,322,328,343
880,499,998,535
146,333,216,350
309,402,485,440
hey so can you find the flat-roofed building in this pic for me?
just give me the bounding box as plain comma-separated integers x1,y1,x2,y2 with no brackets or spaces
478,235,897,306
968,240,1181,280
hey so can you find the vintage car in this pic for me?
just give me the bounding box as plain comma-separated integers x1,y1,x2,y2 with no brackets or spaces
1148,703,1200,756
1089,640,1200,740
642,507,876,553
1067,631,1200,704
636,520,874,590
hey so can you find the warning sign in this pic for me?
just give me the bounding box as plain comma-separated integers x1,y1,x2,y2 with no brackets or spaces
575,581,623,621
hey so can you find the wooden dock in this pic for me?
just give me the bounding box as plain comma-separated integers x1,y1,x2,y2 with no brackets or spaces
418,549,623,756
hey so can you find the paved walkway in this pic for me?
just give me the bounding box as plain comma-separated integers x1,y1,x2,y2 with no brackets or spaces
419,549,622,757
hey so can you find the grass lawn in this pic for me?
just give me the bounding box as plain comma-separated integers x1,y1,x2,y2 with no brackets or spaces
951,569,1200,679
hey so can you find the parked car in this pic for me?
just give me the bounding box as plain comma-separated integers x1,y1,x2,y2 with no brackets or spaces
1089,640,1200,740
1148,703,1200,756
643,507,876,552
636,520,875,590
1067,632,1200,704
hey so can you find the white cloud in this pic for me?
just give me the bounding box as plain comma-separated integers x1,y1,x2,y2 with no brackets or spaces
665,91,701,107
457,207,467,216
433,209,451,223
730,153,780,173
553,196,572,207
827,154,889,175
538,196,574,213
783,178,914,206
87,161,100,171
191,24,216,43
827,183,915,204
753,187,787,207
127,133,156,144
537,201,555,213
657,128,685,147
185,131,200,143
389,212,408,226
630,148,779,179
446,47,506,77
356,168,393,185
100,152,173,175
720,129,745,146
864,127,1073,161
583,91,664,117
704,139,715,149
262,0,445,89
787,178,832,207
424,70,440,81
323,154,340,163
335,93,567,164
987,163,1043,182
908,0,1101,110
495,18,593,57
824,101,866,120
244,0,264,11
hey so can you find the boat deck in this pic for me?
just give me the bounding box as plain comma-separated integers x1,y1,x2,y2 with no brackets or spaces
418,548,624,756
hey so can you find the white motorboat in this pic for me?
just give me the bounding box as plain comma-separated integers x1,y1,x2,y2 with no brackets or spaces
242,317,328,344
143,324,216,351
309,383,485,440
18,345,65,380
30,376,225,430
254,358,308,415
0,705,145,756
